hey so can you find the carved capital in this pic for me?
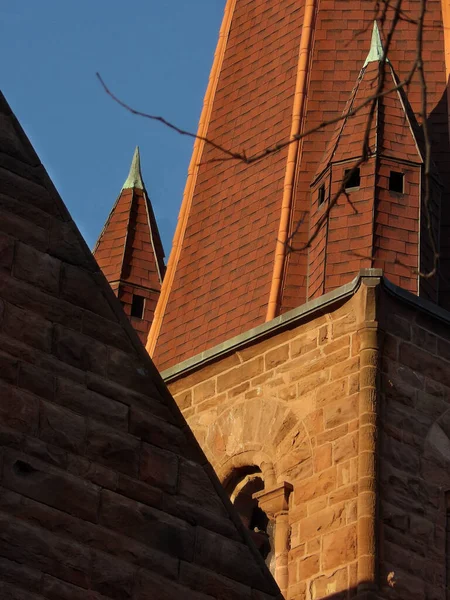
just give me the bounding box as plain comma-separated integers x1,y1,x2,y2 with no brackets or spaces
253,481,293,519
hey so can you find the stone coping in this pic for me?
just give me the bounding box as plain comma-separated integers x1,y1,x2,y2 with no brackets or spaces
161,269,450,382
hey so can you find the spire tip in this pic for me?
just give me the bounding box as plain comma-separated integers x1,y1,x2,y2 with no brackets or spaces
122,146,144,190
364,21,388,67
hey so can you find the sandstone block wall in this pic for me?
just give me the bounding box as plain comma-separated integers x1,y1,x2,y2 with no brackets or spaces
169,285,375,599
378,290,450,600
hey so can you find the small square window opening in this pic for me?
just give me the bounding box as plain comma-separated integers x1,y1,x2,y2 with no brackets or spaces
344,168,361,190
389,171,404,193
131,294,145,319
318,184,326,206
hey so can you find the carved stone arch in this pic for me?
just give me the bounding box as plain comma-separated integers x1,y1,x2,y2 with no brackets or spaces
204,396,313,485
204,396,306,595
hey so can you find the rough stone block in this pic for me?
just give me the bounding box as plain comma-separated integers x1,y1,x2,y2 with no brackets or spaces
14,242,61,294
42,575,110,600
82,309,134,352
0,555,42,594
61,263,114,319
0,269,82,330
311,567,348,599
179,561,252,600
195,527,273,593
130,406,188,455
333,431,358,463
300,504,346,541
322,524,357,569
178,458,227,516
0,231,14,271
53,325,108,376
0,513,90,588
297,553,320,581
135,569,216,600
140,442,178,493
90,550,136,600
3,302,53,352
2,449,100,522
0,380,39,435
18,360,54,400
57,378,129,430
217,357,264,393
108,347,152,395
100,490,195,561
86,422,140,476
265,344,289,369
193,379,216,404
87,372,172,422
324,395,358,429
39,401,86,454
294,468,337,504
0,350,18,384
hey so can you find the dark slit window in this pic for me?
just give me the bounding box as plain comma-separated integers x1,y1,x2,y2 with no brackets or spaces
131,294,145,319
389,171,404,193
318,183,326,205
344,168,361,190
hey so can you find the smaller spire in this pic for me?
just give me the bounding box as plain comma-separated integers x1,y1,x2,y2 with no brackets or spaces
364,21,388,67
122,146,144,190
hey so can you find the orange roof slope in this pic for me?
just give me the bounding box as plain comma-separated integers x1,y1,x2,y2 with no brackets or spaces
0,91,281,600
150,0,305,369
94,148,165,344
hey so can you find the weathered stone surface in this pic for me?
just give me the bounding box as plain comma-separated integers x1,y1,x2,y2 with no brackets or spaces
90,550,136,600
39,401,86,454
86,422,140,476
56,378,129,430
140,442,178,493
0,513,90,588
2,450,100,522
178,458,227,516
322,524,357,569
14,242,61,295
179,561,252,600
0,555,42,593
53,325,108,376
0,380,39,435
3,302,53,352
195,527,274,593
100,490,196,561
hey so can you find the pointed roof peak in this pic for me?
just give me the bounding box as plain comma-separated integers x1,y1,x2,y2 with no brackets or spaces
122,146,144,190
364,21,388,67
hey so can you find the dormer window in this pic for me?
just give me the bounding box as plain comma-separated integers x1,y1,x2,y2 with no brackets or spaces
344,168,361,190
389,170,404,193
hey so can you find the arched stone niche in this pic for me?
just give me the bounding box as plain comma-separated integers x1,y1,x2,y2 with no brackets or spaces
203,398,311,596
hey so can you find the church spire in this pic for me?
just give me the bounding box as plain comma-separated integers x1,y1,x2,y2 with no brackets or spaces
122,146,144,190
94,148,166,345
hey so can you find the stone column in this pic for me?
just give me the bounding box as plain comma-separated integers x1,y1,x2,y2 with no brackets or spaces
254,482,293,596
357,277,381,598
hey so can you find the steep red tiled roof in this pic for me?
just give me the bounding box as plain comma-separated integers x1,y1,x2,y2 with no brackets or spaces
0,91,281,600
150,2,449,370
94,147,165,291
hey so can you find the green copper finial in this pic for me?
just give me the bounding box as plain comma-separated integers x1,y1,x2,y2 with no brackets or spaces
364,21,388,67
122,146,144,190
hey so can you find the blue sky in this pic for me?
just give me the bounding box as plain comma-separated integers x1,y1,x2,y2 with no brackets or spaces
1,1,225,256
